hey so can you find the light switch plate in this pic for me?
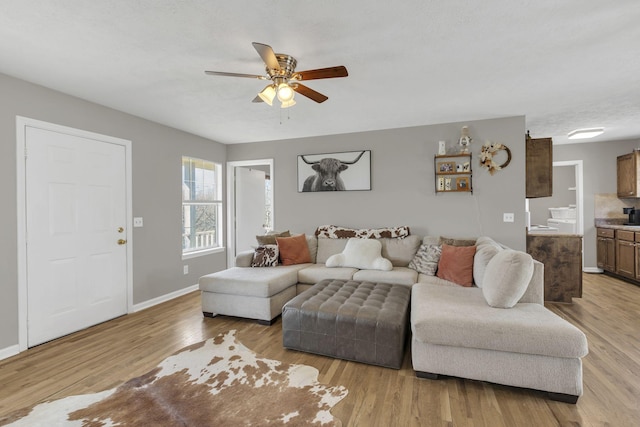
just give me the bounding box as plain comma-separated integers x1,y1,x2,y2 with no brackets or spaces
133,217,143,227
503,213,515,223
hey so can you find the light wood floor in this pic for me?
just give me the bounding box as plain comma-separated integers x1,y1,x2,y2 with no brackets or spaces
1,273,638,427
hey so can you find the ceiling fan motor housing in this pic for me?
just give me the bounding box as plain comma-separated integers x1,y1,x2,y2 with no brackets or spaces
268,54,297,80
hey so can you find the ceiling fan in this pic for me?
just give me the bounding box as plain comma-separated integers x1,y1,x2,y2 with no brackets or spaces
204,42,348,108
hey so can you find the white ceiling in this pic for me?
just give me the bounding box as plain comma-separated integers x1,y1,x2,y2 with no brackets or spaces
1,1,639,145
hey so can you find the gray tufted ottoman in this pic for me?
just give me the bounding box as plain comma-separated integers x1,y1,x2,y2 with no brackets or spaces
282,279,411,369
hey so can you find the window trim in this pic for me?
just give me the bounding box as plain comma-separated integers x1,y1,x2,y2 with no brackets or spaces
181,156,223,257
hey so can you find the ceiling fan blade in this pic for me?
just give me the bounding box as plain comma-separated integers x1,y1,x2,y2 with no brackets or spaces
252,42,280,70
205,70,266,79
295,66,348,81
293,83,328,103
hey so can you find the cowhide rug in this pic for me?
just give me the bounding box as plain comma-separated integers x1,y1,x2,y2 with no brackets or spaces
2,330,348,426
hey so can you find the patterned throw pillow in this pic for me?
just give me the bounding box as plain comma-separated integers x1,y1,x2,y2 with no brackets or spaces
408,244,442,275
251,245,279,267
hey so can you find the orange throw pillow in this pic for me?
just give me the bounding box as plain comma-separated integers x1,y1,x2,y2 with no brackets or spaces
276,234,312,266
436,244,476,287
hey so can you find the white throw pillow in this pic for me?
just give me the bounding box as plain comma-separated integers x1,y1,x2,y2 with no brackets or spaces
482,250,534,308
325,238,393,271
473,244,501,288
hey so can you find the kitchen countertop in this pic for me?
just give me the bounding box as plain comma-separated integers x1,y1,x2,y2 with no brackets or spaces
595,219,640,231
526,232,583,237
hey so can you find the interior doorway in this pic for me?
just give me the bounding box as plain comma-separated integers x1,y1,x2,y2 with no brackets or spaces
226,159,274,267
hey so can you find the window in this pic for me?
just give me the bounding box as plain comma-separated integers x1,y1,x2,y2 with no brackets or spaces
182,156,222,256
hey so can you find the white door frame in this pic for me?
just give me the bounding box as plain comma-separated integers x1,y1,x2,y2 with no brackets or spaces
553,160,585,269
553,160,584,236
226,159,274,268
16,116,134,352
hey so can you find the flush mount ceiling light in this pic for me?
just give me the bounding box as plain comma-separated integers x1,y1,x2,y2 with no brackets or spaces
568,127,604,140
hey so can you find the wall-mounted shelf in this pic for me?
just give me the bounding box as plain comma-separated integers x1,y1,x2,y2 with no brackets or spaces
435,153,473,194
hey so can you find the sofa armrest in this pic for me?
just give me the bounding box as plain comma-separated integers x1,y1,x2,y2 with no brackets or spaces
519,259,544,305
235,250,255,267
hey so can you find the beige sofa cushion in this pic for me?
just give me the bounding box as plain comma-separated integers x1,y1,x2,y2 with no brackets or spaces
316,238,349,264
411,284,588,358
379,235,422,267
352,267,418,286
482,250,534,308
199,264,310,298
416,274,461,287
297,265,358,284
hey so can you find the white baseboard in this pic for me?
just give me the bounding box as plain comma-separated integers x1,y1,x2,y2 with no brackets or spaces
133,284,199,313
0,344,20,362
0,286,199,361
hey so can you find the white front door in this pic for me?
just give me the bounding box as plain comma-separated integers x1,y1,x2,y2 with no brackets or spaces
25,126,128,347
235,167,266,256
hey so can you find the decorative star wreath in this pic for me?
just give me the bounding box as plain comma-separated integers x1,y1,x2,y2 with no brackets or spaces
480,141,512,175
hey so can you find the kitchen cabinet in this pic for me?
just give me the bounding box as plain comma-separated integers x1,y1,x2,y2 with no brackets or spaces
617,151,640,198
616,230,636,278
527,234,582,303
635,232,640,281
525,134,553,198
598,226,640,286
596,228,616,271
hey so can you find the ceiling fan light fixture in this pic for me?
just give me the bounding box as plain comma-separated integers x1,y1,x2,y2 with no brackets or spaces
280,98,296,109
258,85,276,106
568,127,604,140
276,82,295,102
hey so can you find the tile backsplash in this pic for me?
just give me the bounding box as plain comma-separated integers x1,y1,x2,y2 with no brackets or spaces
594,193,637,219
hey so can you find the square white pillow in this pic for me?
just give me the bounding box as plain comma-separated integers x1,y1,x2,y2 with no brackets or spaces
325,238,393,271
482,250,534,308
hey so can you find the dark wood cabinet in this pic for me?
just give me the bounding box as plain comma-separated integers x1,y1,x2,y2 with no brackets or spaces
597,227,616,271
598,226,640,285
526,135,553,198
617,152,640,198
527,234,582,303
616,238,636,278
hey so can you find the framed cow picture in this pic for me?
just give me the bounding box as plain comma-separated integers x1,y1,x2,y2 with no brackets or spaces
297,150,371,192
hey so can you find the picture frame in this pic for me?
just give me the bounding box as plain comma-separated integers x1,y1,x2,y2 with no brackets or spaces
437,161,455,173
462,161,471,172
297,150,371,192
457,177,470,190
444,178,452,191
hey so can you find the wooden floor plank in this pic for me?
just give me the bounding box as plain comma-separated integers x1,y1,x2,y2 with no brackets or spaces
0,272,639,426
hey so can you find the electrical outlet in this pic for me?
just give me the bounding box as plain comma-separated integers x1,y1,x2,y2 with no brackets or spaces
133,217,144,227
503,213,515,223
183,265,189,275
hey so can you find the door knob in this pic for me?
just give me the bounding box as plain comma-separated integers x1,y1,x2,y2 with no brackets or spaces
117,227,124,233
117,239,127,245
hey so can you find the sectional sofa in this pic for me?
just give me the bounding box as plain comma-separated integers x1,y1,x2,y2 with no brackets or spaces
198,227,588,402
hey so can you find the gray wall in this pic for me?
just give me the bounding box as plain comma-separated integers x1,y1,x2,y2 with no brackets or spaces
228,116,527,251
0,73,227,352
554,139,640,267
